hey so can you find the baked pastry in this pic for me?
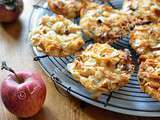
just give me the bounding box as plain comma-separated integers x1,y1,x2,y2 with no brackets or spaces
138,58,160,101
30,15,84,57
80,4,133,44
67,43,134,97
48,0,84,18
122,0,160,24
130,23,160,61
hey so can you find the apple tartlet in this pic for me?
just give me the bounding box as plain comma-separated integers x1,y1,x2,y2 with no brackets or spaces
80,4,133,44
67,43,134,97
48,0,85,18
122,0,160,24
30,15,84,57
130,24,160,61
138,58,160,101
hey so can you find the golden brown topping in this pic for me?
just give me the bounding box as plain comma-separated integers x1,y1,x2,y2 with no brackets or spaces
30,15,84,57
138,58,160,101
130,23,160,62
122,0,160,24
48,0,84,18
80,4,133,44
67,43,134,97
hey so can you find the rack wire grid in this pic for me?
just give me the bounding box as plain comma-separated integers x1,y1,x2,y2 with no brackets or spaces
28,0,160,117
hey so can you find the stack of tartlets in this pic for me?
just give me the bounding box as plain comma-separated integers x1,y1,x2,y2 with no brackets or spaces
30,0,160,100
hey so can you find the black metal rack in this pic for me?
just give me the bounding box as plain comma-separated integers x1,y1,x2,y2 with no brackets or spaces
28,0,160,117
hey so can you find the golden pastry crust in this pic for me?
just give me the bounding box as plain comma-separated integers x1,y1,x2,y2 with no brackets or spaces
130,24,160,61
48,0,84,18
122,0,160,24
138,58,160,101
80,4,133,44
30,15,84,57
67,43,134,97
139,54,160,63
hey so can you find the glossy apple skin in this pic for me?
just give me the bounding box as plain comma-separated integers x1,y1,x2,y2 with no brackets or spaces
1,71,46,118
0,0,23,23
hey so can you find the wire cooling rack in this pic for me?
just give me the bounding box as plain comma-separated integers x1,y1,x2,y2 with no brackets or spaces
28,0,160,117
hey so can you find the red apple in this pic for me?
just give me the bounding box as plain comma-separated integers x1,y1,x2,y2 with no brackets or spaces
1,63,46,118
0,0,23,23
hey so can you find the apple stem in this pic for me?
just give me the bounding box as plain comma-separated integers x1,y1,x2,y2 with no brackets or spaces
1,61,21,82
